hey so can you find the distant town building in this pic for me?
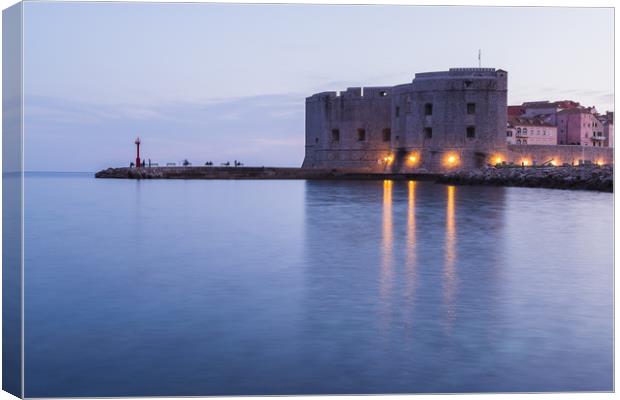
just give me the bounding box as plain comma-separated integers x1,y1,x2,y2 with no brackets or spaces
507,117,557,145
507,100,613,147
556,108,605,146
599,111,614,147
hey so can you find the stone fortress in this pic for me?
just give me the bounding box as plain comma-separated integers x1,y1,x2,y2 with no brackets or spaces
302,68,612,172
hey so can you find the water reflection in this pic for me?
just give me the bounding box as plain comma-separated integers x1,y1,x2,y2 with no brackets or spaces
403,181,417,334
443,185,457,332
381,180,394,292
298,180,610,394
380,180,394,334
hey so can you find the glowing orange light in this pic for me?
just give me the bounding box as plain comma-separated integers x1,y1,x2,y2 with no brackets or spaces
448,155,456,164
409,155,417,162
521,159,530,166
494,156,502,165
550,159,557,166
596,160,604,166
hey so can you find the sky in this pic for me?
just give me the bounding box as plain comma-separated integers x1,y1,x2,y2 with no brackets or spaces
22,2,614,171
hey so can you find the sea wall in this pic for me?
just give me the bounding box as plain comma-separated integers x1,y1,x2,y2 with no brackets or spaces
505,144,613,166
296,144,613,174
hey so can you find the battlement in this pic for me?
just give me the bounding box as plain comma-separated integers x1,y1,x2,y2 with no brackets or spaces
415,68,502,80
449,67,496,72
306,86,392,102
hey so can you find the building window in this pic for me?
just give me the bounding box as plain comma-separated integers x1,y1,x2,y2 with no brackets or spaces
395,106,400,117
315,138,319,144
382,128,391,142
507,131,512,137
523,128,528,134
424,127,432,139
467,103,476,114
517,127,521,134
331,129,340,142
466,126,476,138
357,129,366,141
464,80,473,88
379,91,388,97
424,103,433,116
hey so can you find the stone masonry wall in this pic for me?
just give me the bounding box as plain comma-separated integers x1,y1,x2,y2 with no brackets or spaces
302,86,393,171
302,68,510,172
506,144,613,166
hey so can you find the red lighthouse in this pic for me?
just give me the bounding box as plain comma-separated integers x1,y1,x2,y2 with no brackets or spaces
135,137,141,167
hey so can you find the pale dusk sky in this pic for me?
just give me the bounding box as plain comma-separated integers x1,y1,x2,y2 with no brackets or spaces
21,2,614,171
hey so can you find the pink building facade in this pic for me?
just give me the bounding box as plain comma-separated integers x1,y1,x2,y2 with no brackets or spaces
556,108,606,146
507,117,557,145
509,100,613,147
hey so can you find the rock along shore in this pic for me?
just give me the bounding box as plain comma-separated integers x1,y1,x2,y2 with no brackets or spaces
437,165,613,192
95,165,613,192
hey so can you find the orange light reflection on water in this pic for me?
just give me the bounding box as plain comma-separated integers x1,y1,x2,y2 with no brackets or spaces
379,180,394,336
404,181,418,334
444,185,457,332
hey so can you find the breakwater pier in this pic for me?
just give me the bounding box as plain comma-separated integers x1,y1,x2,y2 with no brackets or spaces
95,165,612,192
94,166,441,181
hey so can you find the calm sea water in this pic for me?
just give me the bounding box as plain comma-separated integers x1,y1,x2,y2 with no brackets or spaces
24,173,613,396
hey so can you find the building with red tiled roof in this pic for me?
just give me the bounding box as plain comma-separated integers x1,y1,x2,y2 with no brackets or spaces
506,116,557,145
510,99,612,147
507,105,524,117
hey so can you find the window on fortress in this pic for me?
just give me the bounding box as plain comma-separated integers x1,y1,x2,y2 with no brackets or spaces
464,80,473,88
357,129,366,141
395,107,400,117
466,126,476,138
315,138,319,144
331,129,340,142
382,129,391,142
467,103,476,114
424,127,432,139
379,91,388,97
424,103,433,116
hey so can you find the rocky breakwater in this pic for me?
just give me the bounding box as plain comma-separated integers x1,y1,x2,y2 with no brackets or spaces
438,165,613,192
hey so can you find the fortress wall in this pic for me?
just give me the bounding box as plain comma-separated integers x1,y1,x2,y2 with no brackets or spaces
302,86,392,169
303,69,612,173
404,69,508,169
